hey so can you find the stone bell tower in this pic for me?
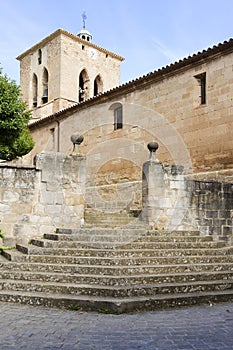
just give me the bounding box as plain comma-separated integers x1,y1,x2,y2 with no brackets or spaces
17,15,124,120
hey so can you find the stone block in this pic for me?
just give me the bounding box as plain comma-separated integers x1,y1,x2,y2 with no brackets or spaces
46,205,62,215
40,190,55,204
0,203,10,212
219,210,231,219
169,180,185,190
38,225,55,236
206,211,218,219
2,168,14,178
160,197,173,208
222,226,233,236
65,194,84,206
46,181,59,191
213,218,227,228
13,224,39,242
63,206,74,215
199,225,210,235
55,192,64,205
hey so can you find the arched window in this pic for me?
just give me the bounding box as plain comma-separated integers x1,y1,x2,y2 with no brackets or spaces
32,73,38,107
78,69,89,102
38,49,42,65
42,68,49,104
94,75,103,96
109,103,123,130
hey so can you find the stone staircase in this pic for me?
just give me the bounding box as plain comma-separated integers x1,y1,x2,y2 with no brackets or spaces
0,227,233,313
84,208,142,228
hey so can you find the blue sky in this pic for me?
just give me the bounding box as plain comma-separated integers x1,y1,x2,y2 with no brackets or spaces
1,0,233,84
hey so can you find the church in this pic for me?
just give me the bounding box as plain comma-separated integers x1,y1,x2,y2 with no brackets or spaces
11,14,233,235
18,20,233,173
16,20,233,230
0,19,233,312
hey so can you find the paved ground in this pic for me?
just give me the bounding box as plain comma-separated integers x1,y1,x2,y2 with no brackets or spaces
0,301,233,350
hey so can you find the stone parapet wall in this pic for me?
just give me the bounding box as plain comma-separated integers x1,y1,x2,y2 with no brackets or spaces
188,180,233,240
142,158,233,242
1,150,233,244
0,152,86,244
0,163,38,244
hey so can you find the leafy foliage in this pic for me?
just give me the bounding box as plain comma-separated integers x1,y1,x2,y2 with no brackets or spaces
0,68,34,160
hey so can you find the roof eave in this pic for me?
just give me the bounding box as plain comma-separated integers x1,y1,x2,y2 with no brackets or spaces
28,37,233,129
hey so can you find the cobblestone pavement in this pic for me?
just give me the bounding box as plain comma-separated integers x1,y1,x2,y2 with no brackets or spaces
0,301,233,350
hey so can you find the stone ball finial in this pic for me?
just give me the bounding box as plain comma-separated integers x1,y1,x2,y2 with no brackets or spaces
147,141,159,153
71,134,84,145
71,134,84,155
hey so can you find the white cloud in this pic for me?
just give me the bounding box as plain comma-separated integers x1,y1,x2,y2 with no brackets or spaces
151,37,180,62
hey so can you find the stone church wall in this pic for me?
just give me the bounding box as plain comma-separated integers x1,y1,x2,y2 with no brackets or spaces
29,46,233,175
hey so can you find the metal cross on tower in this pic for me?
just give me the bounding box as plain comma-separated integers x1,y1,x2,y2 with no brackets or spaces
82,12,87,29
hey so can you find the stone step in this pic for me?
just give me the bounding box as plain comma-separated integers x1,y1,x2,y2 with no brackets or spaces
84,210,141,221
122,241,226,250
78,234,214,243
0,289,233,313
70,242,226,250
1,223,232,313
1,278,233,298
84,219,136,225
42,234,225,249
84,217,136,224
136,235,214,243
31,235,214,249
56,228,200,236
84,214,137,220
84,210,140,217
16,244,232,258
40,234,222,249
1,269,233,286
1,260,233,275
84,218,138,228
3,249,233,265
43,233,141,246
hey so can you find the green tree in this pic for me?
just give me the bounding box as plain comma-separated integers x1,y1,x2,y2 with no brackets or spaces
0,68,34,160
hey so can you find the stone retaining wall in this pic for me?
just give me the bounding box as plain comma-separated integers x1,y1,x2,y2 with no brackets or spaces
188,180,233,240
1,150,233,244
142,158,233,242
0,152,86,244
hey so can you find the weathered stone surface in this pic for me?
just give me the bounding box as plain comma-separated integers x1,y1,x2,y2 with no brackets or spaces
0,227,233,312
188,179,233,240
0,152,86,243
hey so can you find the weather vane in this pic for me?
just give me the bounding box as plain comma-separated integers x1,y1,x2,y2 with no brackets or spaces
82,11,87,29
